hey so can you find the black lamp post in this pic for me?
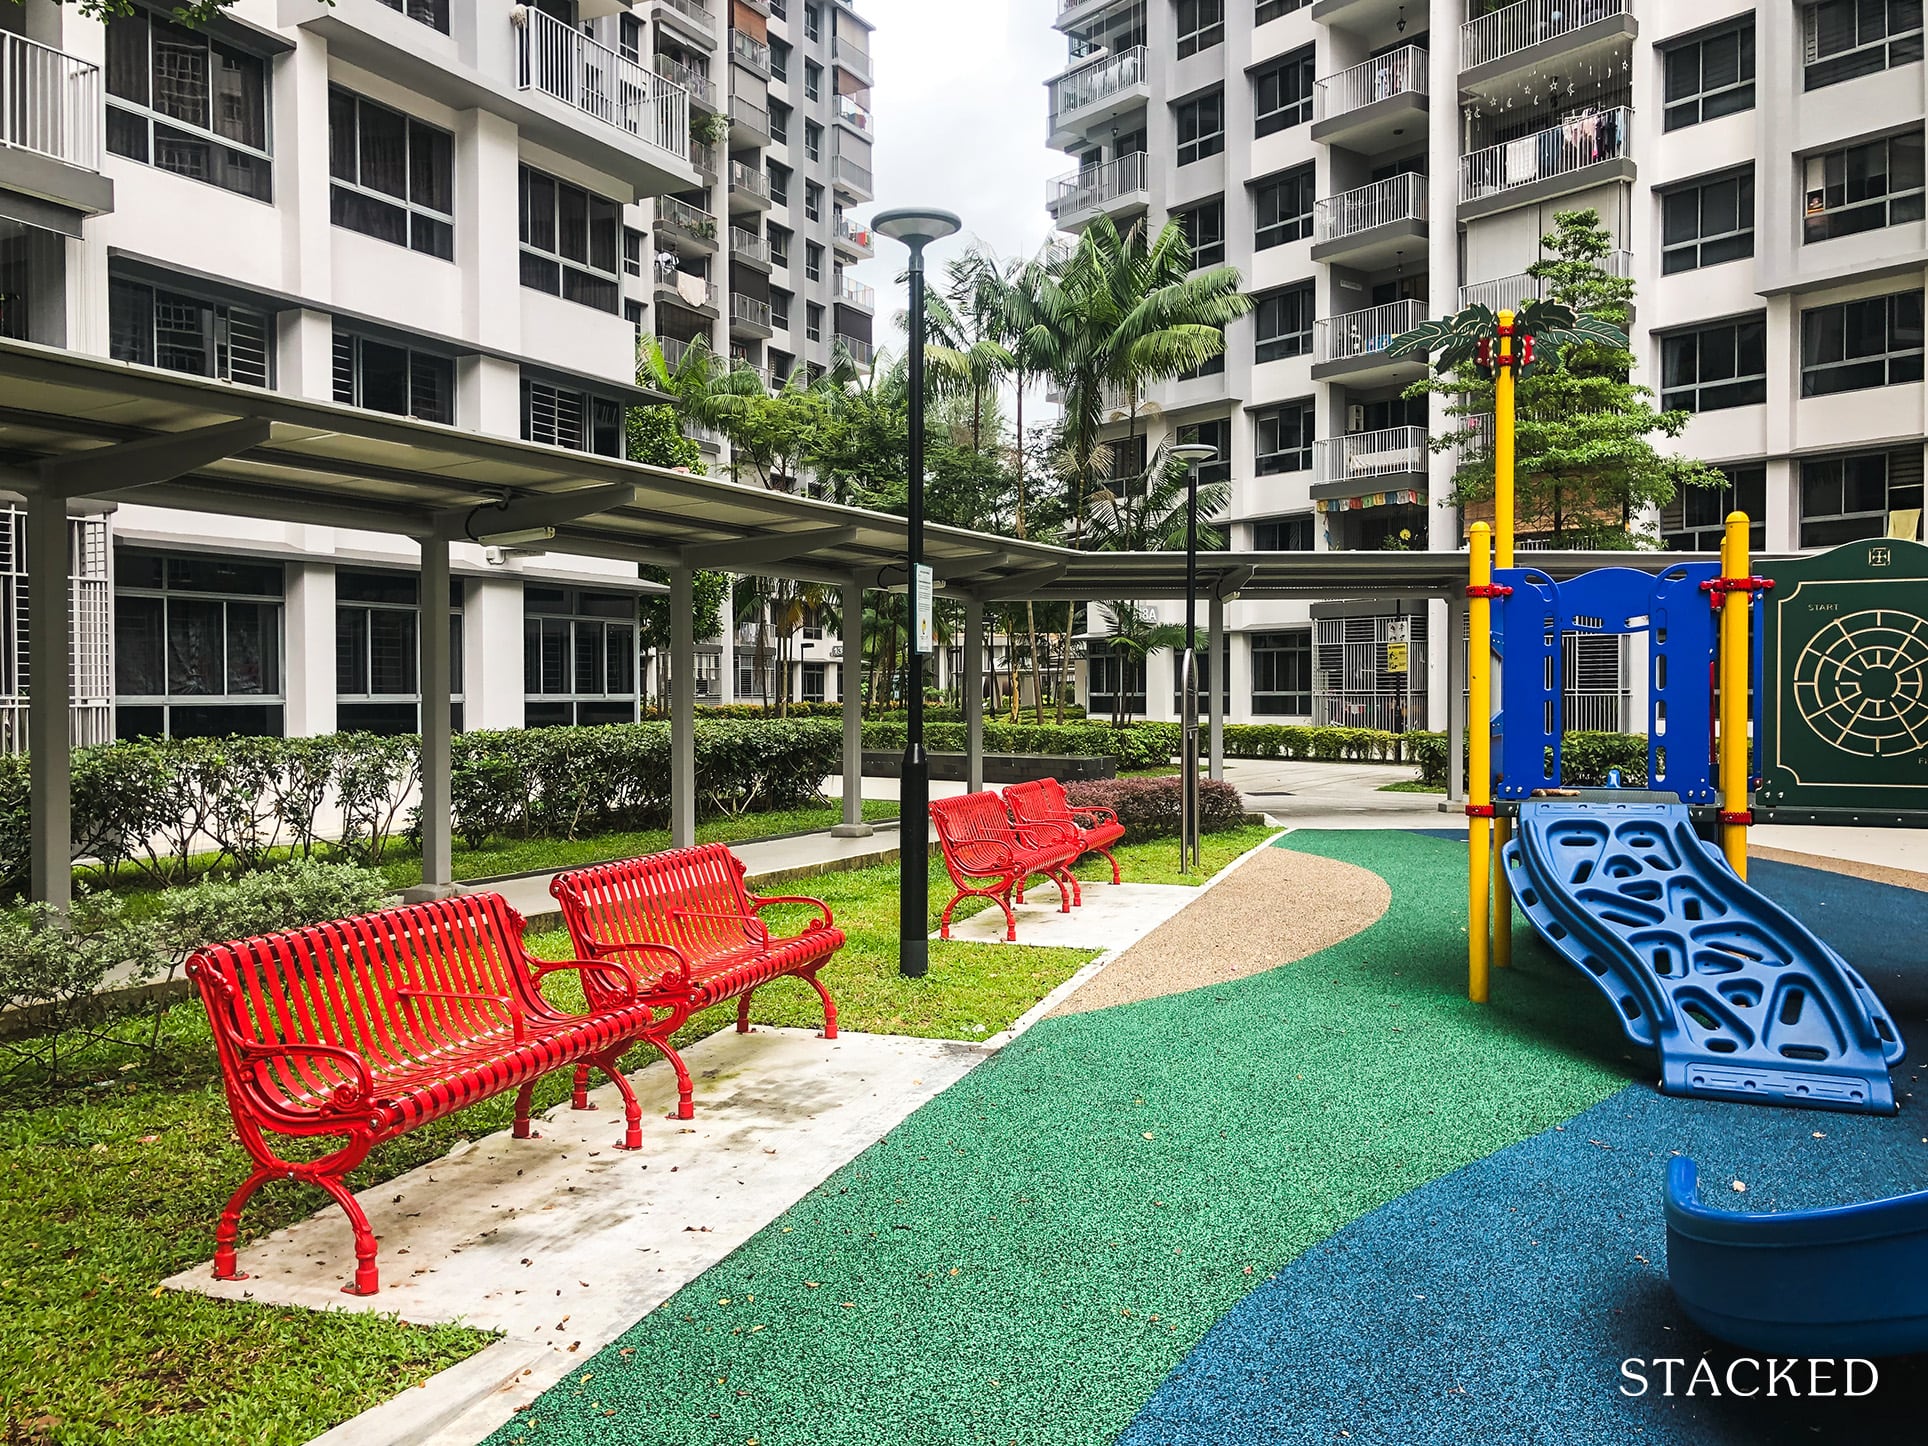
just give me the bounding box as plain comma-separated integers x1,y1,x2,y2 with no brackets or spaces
874,206,961,978
1170,441,1219,874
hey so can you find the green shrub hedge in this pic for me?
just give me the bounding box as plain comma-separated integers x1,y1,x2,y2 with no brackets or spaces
1063,776,1246,842
1406,730,1650,788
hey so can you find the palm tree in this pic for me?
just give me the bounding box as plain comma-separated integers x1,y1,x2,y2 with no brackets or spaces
1091,602,1192,730
637,334,765,443
1084,434,1233,555
922,247,1015,455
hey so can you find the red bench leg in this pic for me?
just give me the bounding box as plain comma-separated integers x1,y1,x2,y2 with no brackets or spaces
803,966,839,1039
570,1062,597,1111
212,1165,275,1284
1097,845,1121,886
589,1048,645,1150
736,990,758,1034
513,1078,543,1139
310,1172,382,1296
645,1034,697,1120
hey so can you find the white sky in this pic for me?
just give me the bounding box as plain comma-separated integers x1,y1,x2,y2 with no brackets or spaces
845,1,1066,368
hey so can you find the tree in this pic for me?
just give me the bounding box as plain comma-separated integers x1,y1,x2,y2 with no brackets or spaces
1394,209,1726,547
37,0,251,18
1090,602,1191,729
1084,434,1231,555
625,402,724,708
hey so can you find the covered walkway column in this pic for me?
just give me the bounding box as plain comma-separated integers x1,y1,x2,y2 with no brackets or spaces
27,496,70,908
670,567,697,848
832,576,871,837
408,536,455,901
1207,592,1226,782
963,597,985,792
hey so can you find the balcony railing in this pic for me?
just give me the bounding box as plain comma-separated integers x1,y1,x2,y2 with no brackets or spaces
656,333,694,370
731,293,773,331
1313,299,1426,366
730,94,769,139
1313,426,1430,485
654,56,714,108
1313,172,1428,243
1049,151,1147,217
1457,249,1632,311
836,93,873,131
838,275,876,309
729,157,771,199
1460,107,1631,203
832,36,872,72
516,8,689,159
730,225,772,264
730,29,771,74
834,152,873,194
835,215,875,255
690,140,719,178
1461,0,1631,71
655,194,719,242
1049,44,1147,128
835,334,875,364
0,32,102,171
659,0,717,30
1314,45,1428,122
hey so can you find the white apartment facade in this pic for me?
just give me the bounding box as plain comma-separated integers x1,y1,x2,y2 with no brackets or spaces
0,0,877,744
1046,0,1926,733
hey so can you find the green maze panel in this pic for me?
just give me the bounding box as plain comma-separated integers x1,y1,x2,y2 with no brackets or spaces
1760,537,1928,820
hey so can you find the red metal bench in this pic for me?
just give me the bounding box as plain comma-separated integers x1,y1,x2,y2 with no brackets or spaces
187,892,657,1296
549,843,843,1122
929,790,1082,942
1004,776,1127,885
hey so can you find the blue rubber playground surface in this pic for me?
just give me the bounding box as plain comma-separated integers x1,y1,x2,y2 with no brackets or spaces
490,832,1928,1446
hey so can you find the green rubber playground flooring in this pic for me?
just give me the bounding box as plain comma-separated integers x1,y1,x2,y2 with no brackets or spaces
490,830,1643,1446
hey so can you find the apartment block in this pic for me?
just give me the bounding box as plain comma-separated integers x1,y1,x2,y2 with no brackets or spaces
0,0,878,742
1045,0,1926,734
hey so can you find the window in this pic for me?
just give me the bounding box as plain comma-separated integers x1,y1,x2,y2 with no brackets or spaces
1662,466,1767,552
1660,316,1767,412
105,5,272,201
114,552,283,739
522,379,624,456
1803,133,1925,242
624,298,643,332
771,289,791,329
1254,283,1313,363
1254,48,1313,137
378,0,449,31
1254,164,1315,250
770,99,791,144
1178,330,1226,381
769,221,792,267
805,62,822,101
1253,514,1315,551
332,331,454,425
800,662,827,703
806,302,823,342
109,277,272,387
518,166,620,312
1177,418,1232,485
804,120,822,160
337,569,464,736
805,181,823,222
1661,168,1754,273
1803,0,1924,89
1250,630,1312,716
1800,289,1925,396
619,13,642,63
1175,198,1224,268
328,89,454,260
525,586,638,728
769,161,791,207
806,241,823,281
805,3,821,41
1254,399,1314,474
1663,19,1755,130
770,38,790,84
1801,448,1924,546
1256,0,1310,22
623,227,645,278
1171,636,1232,712
1177,0,1224,57
1175,90,1224,166
1086,650,1147,716
771,0,787,18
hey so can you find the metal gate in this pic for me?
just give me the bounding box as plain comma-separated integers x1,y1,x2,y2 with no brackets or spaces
1316,612,1428,731
0,505,113,750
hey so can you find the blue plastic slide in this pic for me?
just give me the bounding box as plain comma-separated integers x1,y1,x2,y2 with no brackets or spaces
1666,1156,1928,1355
1503,798,1903,1113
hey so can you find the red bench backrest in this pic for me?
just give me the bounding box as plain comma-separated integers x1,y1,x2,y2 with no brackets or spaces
187,893,538,1110
1002,778,1070,829
550,843,757,987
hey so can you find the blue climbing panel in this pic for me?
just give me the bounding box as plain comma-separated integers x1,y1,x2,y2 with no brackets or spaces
1504,798,1902,1113
1491,562,1721,803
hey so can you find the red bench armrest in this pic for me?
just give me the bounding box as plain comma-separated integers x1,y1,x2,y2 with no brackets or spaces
1012,821,1078,851
746,894,836,932
589,939,694,990
948,839,1018,873
394,986,526,1042
232,1037,377,1113
529,958,640,1007
1069,805,1118,827
669,906,770,947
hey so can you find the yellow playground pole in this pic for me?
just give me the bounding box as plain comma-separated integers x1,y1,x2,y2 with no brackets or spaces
1491,312,1517,969
1468,523,1494,1004
1719,512,1753,879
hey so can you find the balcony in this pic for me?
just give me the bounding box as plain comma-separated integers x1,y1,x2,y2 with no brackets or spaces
1310,172,1427,268
838,275,876,310
730,29,771,77
1458,249,1632,311
832,35,873,80
1311,426,1430,498
730,292,774,337
690,139,720,180
682,418,727,452
657,262,718,318
1460,0,1637,96
655,333,696,371
515,8,692,182
654,56,717,112
729,92,771,147
833,150,874,200
1311,45,1427,154
0,32,111,218
1459,107,1634,219
835,334,875,365
729,157,772,211
834,214,876,258
1047,151,1149,227
836,92,873,134
731,224,773,269
1047,45,1148,150
654,0,719,46
654,196,721,258
1311,299,1427,382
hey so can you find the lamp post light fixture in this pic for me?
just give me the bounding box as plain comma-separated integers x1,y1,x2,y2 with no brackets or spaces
1169,441,1219,875
874,206,962,978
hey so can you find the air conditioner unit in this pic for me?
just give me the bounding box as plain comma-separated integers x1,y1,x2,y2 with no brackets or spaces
1347,404,1366,433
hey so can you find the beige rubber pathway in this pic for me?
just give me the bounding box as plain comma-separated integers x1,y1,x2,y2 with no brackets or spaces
1051,841,1391,1016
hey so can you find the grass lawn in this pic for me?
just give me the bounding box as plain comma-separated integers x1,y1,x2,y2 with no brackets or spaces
1379,778,1445,794
1,826,1271,1445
